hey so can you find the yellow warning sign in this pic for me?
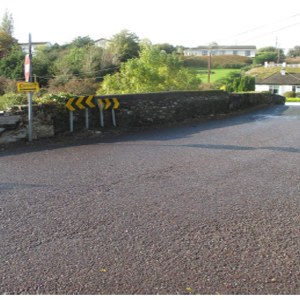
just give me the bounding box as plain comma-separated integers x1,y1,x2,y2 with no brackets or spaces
17,82,40,92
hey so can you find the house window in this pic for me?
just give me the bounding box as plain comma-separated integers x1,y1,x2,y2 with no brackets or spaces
220,50,225,55
245,51,251,56
269,85,279,94
296,86,300,93
233,51,238,55
202,51,208,56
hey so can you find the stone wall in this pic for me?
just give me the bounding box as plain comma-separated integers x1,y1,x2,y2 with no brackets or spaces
22,91,286,137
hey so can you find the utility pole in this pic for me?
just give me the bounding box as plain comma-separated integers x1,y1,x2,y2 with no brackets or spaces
208,48,212,84
275,36,280,64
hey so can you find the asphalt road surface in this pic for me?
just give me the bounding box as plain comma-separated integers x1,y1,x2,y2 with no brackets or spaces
1,104,300,295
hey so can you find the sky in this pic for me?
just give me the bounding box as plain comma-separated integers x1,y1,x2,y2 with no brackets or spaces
1,0,300,54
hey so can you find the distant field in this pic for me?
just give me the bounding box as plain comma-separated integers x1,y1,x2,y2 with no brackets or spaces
188,68,235,83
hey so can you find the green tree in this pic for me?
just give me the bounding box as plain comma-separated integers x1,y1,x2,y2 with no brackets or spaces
0,9,14,36
253,51,278,64
154,43,176,54
0,45,24,79
287,46,300,58
68,36,94,49
0,29,17,58
238,76,248,92
256,46,284,57
33,44,60,86
81,45,103,78
50,46,86,78
109,29,140,62
218,71,255,93
254,46,285,64
97,47,201,95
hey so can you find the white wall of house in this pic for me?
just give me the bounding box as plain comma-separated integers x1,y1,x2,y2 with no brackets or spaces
255,84,295,96
255,85,269,92
94,39,110,49
184,48,255,57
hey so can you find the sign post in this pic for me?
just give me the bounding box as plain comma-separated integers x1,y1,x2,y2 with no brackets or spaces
26,33,33,142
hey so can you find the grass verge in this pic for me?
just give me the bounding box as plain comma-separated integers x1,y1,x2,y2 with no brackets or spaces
286,98,300,102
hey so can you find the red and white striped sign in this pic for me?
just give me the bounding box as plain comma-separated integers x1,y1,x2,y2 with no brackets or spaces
24,54,30,82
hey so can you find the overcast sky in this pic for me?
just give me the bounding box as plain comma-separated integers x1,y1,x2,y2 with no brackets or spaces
1,0,300,53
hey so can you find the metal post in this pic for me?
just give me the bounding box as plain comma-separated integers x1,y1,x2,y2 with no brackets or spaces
70,111,74,132
112,109,116,127
28,33,33,142
28,92,33,141
100,109,104,127
85,108,89,129
97,99,104,127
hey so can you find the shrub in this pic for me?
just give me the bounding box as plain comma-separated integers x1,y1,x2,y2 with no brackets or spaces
98,47,201,95
47,77,99,95
0,76,6,95
253,52,277,64
2,79,19,94
283,91,296,98
35,92,77,105
182,55,252,69
0,92,27,110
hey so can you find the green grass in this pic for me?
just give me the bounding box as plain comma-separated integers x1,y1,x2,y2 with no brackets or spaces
286,98,300,102
188,68,235,83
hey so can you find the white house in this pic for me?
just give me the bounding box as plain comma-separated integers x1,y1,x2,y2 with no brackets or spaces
255,69,300,96
184,45,256,57
94,38,110,49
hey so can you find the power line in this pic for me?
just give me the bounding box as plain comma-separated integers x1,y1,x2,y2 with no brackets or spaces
207,12,300,46
238,21,300,45
233,13,300,39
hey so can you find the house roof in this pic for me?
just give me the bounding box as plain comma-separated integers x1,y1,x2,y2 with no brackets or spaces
94,38,110,42
256,72,300,85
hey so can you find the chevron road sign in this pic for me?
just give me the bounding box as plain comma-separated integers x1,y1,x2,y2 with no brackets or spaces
97,98,120,127
65,95,95,111
112,98,120,109
97,98,120,111
67,96,120,131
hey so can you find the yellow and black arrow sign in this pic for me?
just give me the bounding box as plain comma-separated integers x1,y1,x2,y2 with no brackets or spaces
97,98,120,110
112,98,120,109
104,98,111,110
66,95,95,111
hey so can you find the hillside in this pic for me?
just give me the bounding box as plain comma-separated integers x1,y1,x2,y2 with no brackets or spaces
182,55,252,69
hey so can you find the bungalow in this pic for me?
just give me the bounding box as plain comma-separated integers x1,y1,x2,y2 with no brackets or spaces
255,69,300,96
183,45,256,57
94,38,110,49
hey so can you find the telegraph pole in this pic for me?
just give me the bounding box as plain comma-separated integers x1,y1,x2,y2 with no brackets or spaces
208,48,212,83
276,36,280,64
